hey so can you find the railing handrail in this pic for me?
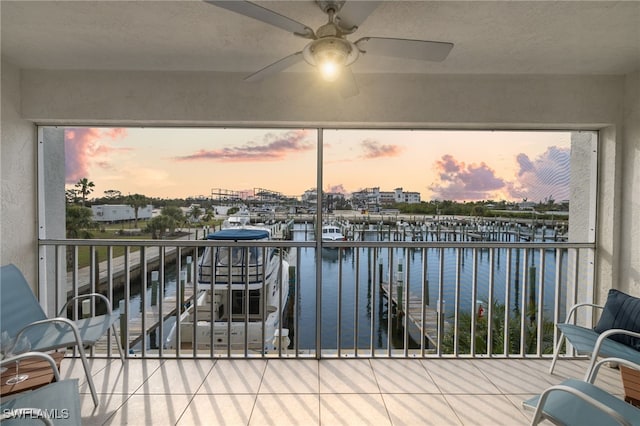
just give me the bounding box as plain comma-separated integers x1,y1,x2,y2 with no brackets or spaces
39,238,594,250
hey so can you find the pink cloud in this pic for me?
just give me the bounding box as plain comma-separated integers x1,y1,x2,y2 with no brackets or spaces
174,130,313,162
508,146,570,202
430,155,506,201
360,139,402,159
103,128,127,139
325,184,349,195
64,128,129,183
430,147,570,202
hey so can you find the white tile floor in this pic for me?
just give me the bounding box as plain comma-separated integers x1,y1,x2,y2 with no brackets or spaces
58,356,626,426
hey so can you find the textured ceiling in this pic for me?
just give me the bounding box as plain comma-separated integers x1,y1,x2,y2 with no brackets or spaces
2,0,639,76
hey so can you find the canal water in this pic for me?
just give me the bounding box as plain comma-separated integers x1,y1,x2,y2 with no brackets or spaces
125,222,568,352
291,223,567,351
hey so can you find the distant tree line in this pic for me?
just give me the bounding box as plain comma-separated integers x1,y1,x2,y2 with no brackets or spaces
65,179,220,240
394,198,568,219
66,179,153,237
66,179,568,241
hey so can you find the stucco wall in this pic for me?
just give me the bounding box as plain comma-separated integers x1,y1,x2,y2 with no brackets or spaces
619,72,640,295
21,70,623,127
596,126,621,301
1,60,38,285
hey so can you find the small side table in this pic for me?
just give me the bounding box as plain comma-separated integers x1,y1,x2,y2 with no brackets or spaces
0,352,65,397
620,365,640,407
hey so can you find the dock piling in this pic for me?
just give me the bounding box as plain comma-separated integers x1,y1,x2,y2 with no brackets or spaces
119,299,127,352
180,271,187,311
151,270,159,307
186,256,192,283
82,299,91,319
396,263,404,318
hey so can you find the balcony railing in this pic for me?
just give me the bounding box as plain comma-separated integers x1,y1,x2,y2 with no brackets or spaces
38,235,595,360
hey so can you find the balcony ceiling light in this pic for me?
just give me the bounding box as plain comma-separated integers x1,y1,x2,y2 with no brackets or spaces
302,37,358,82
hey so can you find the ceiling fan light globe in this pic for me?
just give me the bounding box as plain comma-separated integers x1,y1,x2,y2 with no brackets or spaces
319,60,341,81
316,46,346,82
303,37,359,83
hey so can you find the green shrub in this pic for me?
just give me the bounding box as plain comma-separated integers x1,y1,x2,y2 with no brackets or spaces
441,300,555,355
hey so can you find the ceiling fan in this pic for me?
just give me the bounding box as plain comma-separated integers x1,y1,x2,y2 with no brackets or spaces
205,1,454,97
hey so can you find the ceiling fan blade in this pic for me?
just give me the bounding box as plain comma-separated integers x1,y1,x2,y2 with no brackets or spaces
337,67,359,99
355,37,454,62
244,51,304,82
205,1,314,38
336,1,381,31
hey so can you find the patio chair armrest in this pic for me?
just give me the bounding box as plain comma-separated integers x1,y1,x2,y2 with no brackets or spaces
0,408,53,425
587,328,640,369
532,384,631,426
58,293,113,317
15,317,85,350
588,357,640,383
598,328,640,341
564,302,604,323
0,351,61,382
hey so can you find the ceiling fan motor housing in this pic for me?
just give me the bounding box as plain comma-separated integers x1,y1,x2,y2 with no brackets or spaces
316,0,346,15
303,37,359,67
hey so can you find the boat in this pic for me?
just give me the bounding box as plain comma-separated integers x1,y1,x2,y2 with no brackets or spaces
221,207,251,228
321,224,345,242
165,222,289,352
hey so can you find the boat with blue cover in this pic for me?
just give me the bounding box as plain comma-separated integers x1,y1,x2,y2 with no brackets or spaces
165,223,289,352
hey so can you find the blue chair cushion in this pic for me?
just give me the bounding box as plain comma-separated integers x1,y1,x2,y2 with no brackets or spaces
558,323,640,364
1,264,119,351
20,312,119,352
523,378,640,426
0,264,48,340
594,289,640,350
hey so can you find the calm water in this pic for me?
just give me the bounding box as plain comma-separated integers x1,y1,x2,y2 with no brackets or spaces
124,222,568,352
291,223,567,351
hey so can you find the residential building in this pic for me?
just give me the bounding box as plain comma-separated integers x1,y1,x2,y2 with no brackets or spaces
394,187,421,204
91,204,153,223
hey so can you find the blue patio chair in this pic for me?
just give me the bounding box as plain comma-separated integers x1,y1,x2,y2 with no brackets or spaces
0,263,125,407
0,352,80,426
525,357,640,425
549,289,640,381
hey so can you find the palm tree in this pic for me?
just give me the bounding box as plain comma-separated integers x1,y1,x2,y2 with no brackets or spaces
65,188,80,205
75,178,95,206
146,215,174,239
126,194,148,229
161,206,184,234
188,205,202,223
66,205,94,238
65,204,95,267
201,207,215,223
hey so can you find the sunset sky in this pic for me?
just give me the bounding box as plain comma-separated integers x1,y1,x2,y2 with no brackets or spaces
64,127,573,203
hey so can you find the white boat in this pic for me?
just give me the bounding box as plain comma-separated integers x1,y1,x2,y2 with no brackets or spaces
165,224,289,352
222,207,251,228
321,224,345,242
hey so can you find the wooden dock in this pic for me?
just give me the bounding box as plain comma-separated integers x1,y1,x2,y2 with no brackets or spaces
95,282,196,353
380,280,440,347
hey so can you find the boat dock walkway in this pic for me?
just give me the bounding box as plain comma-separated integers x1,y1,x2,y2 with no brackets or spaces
325,216,567,243
95,281,196,353
65,230,199,295
380,280,440,348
